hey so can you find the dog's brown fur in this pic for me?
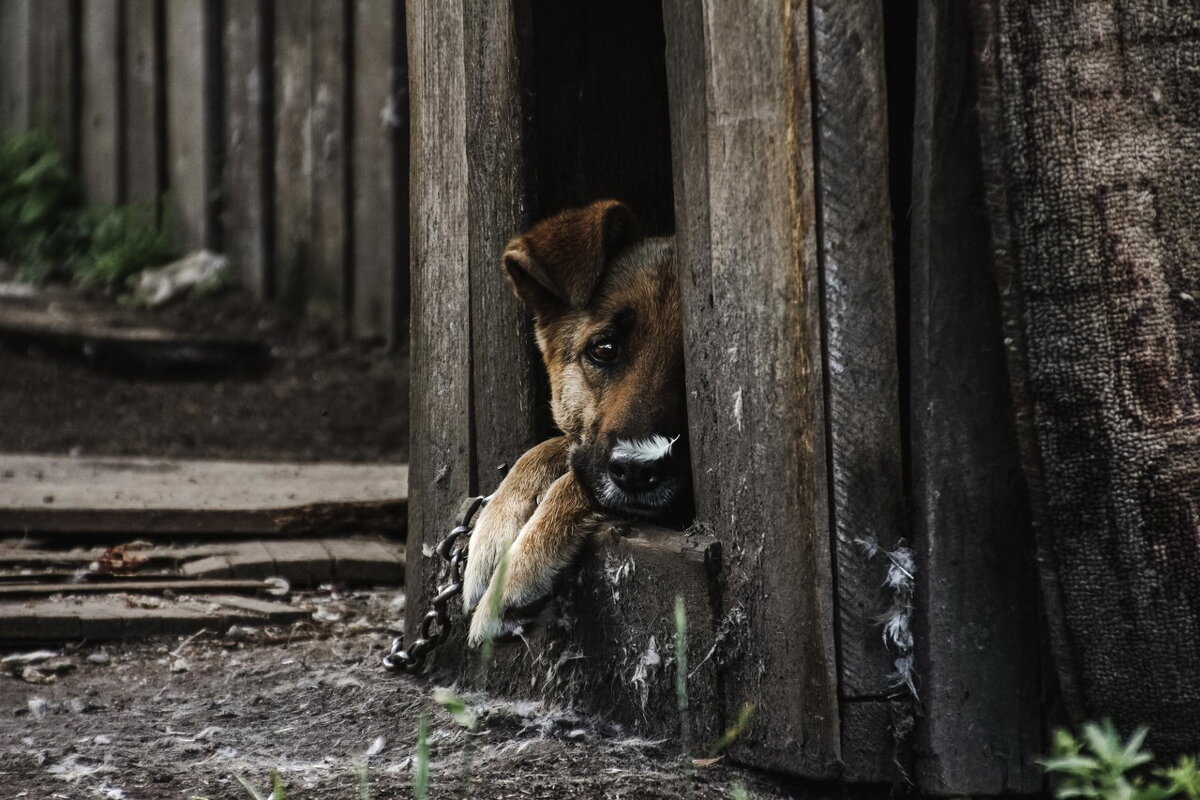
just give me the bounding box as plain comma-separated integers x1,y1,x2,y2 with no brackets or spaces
464,200,690,644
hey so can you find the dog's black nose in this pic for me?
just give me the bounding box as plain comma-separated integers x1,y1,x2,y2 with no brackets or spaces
608,453,667,494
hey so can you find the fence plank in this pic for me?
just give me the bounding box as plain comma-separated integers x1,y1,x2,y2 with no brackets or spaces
80,0,122,205
0,0,31,132
309,0,349,327
403,0,473,647
463,1,543,493
811,0,906,781
164,0,218,249
223,0,271,298
121,0,163,208
28,0,79,165
351,0,405,341
663,0,841,777
909,1,1042,794
272,0,313,311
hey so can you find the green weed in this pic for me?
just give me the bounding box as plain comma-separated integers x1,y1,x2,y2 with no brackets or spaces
1043,720,1200,800
0,130,176,288
414,712,431,800
233,770,285,800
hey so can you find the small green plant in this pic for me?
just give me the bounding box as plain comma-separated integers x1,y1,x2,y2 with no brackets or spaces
0,130,177,288
233,770,285,800
1043,720,1200,800
414,712,430,800
674,594,690,758
76,205,176,289
708,703,756,758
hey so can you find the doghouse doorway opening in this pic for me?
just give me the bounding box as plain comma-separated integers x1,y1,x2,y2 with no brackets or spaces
525,0,676,236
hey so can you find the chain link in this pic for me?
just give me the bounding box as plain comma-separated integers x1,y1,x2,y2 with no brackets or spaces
383,495,488,673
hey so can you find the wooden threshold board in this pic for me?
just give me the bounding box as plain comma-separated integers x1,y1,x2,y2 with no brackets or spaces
0,455,408,535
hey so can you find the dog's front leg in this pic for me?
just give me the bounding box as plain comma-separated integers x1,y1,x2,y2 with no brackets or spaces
461,435,570,614
468,469,600,646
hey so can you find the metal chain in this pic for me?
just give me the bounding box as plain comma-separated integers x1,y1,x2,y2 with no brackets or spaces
383,495,488,673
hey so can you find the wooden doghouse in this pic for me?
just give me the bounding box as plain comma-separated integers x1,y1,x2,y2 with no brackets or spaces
404,0,1043,794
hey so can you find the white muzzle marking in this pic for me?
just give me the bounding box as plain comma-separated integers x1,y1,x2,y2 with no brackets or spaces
611,434,679,464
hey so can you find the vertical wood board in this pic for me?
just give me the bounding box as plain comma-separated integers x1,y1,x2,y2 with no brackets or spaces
811,0,904,704
403,0,474,645
463,0,543,493
80,0,122,205
663,0,840,777
164,0,218,249
909,1,1042,794
223,0,272,297
351,0,404,341
121,0,164,208
0,0,32,132
309,0,349,327
272,0,314,310
28,0,79,166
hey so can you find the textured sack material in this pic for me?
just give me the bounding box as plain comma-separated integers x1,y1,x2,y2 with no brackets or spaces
974,0,1200,751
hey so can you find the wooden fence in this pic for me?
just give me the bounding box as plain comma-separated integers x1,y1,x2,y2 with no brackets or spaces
404,0,1044,794
0,0,409,341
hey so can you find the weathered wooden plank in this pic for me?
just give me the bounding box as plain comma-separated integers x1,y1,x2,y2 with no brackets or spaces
662,0,840,777
0,0,31,132
350,0,405,341
812,0,904,706
79,0,122,205
27,0,79,164
463,1,543,494
272,0,314,311
223,0,272,297
0,596,303,641
121,0,164,208
309,0,349,327
0,455,408,535
909,1,1042,794
164,0,219,249
0,578,280,596
402,0,473,657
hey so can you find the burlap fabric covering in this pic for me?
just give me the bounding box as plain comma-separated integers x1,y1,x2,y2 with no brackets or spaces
973,1,1200,750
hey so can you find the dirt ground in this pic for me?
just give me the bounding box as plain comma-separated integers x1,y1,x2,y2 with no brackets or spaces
0,287,408,463
0,288,830,799
0,590,814,800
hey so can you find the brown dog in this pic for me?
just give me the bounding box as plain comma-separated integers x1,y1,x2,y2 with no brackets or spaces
463,200,692,644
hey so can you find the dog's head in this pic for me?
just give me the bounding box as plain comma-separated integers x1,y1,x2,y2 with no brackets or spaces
503,200,692,520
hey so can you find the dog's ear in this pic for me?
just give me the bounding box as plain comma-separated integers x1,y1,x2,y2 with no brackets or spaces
502,200,637,317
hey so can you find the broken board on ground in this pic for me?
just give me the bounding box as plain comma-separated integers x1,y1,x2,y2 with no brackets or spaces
0,455,409,535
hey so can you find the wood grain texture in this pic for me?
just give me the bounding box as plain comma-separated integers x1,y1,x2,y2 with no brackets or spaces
663,0,840,777
811,0,903,703
121,0,164,208
28,0,79,165
0,0,31,132
402,0,474,650
164,0,218,249
309,0,349,327
463,0,544,493
80,0,122,205
351,0,405,341
272,0,314,311
223,0,272,297
909,1,1042,794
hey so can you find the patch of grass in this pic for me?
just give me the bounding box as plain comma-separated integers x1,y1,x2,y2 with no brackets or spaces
414,712,431,800
0,130,177,288
1043,720,1200,800
233,770,285,800
708,703,756,758
674,594,690,758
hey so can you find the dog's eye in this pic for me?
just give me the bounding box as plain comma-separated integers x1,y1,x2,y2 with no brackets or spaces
585,339,619,365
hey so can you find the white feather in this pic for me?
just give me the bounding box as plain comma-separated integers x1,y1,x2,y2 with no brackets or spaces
612,434,679,463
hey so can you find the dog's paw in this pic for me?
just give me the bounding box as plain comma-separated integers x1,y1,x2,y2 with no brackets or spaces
466,471,596,647
461,499,523,614
466,549,553,647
